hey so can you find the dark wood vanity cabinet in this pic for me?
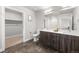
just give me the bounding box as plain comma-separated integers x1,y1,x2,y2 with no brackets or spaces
40,31,50,47
59,34,65,52
40,31,60,51
71,36,79,52
40,31,79,53
60,35,72,53
50,33,60,50
48,33,56,48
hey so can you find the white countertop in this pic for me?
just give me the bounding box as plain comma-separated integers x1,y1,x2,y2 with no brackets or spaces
41,29,79,36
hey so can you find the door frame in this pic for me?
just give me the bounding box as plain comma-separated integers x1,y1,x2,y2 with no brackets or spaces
0,6,5,52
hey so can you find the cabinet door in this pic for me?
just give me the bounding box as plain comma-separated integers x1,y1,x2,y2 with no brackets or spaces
71,36,79,52
56,34,60,50
40,31,45,44
59,34,65,52
49,33,59,50
40,31,49,46
50,33,57,49
48,32,54,48
59,34,72,53
59,34,68,53
64,35,72,53
47,32,52,47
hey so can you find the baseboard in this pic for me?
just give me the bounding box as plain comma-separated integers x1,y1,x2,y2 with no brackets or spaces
0,49,3,52
0,48,5,52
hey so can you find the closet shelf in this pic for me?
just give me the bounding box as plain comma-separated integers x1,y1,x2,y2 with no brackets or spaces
5,19,23,24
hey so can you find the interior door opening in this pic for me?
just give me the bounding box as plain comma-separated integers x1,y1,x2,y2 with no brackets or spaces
5,8,23,49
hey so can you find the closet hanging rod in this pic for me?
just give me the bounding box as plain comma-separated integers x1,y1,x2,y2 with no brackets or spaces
5,19,22,22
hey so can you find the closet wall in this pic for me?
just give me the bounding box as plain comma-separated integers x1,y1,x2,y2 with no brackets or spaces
5,8,23,39
5,20,23,38
5,8,23,48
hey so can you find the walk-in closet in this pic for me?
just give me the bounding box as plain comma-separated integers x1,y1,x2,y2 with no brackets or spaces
5,8,23,49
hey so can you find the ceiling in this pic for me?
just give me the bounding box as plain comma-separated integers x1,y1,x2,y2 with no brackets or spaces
26,6,63,11
26,6,75,11
25,6,75,15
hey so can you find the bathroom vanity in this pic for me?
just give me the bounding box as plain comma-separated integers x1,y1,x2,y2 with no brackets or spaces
39,30,79,53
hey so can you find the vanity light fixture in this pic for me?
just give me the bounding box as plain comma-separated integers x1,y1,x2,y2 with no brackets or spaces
28,15,32,21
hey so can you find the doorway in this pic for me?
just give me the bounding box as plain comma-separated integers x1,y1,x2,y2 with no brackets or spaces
5,8,23,49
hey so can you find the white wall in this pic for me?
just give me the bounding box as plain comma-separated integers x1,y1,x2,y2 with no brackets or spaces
5,6,36,41
73,7,79,31
0,7,5,52
36,11,45,31
0,7,2,49
5,8,22,21
36,12,59,31
45,16,58,30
